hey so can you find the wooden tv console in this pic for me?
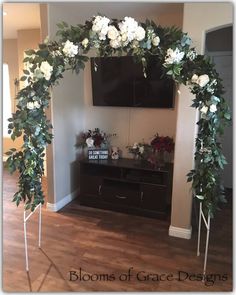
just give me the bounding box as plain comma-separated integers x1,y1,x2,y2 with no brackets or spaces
79,158,173,219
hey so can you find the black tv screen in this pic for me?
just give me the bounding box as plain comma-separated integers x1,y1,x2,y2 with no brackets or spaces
91,56,175,108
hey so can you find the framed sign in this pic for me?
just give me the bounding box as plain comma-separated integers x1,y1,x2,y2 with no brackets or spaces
88,149,109,160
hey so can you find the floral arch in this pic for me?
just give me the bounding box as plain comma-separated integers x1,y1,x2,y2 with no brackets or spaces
6,15,231,215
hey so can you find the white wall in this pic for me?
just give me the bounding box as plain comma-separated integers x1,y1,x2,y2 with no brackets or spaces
47,2,183,204
169,2,233,238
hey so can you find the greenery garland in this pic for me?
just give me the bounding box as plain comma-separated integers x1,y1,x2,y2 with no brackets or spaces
5,15,231,215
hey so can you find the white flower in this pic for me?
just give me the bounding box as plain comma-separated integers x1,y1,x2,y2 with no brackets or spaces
152,36,160,46
121,33,127,42
40,61,53,81
27,102,35,110
119,16,139,43
92,15,110,40
51,50,62,57
209,104,217,113
133,142,138,149
27,101,41,110
110,36,121,49
107,25,119,40
86,137,94,148
186,50,197,61
82,38,89,48
135,26,145,41
164,48,185,64
34,101,40,109
62,40,78,58
191,74,199,84
139,146,144,154
200,105,208,114
197,74,210,88
43,36,49,44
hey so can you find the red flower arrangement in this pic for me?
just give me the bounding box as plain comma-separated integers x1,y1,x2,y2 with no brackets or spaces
150,133,174,153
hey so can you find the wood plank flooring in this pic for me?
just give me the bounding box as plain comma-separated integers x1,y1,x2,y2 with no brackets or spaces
3,168,232,291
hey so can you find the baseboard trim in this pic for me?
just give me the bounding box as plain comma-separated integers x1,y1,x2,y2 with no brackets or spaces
169,225,192,239
46,188,79,212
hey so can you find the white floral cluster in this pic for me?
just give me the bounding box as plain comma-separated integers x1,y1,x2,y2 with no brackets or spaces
92,15,110,40
132,142,145,154
206,79,217,94
31,61,53,81
51,49,63,58
199,147,212,155
186,49,197,61
91,15,159,49
62,40,79,57
40,61,53,80
146,28,160,47
164,48,185,65
191,74,210,88
27,101,41,110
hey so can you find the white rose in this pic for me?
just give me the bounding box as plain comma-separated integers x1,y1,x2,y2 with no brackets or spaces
197,74,210,88
191,74,199,84
135,26,145,41
34,101,40,109
209,104,217,113
62,40,78,58
152,36,160,46
82,38,89,48
200,105,208,114
110,39,121,49
92,16,110,40
92,16,110,33
107,25,119,40
86,137,94,148
139,146,144,154
40,61,53,81
133,142,138,149
27,102,35,110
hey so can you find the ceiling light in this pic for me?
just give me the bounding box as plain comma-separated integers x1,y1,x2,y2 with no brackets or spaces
3,11,7,16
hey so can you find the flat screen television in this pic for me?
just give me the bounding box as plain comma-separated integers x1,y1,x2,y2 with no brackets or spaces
90,56,175,108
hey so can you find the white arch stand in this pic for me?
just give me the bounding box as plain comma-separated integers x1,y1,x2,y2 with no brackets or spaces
197,202,211,279
23,203,42,271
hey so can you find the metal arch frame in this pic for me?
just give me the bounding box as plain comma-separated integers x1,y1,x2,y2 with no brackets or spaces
23,203,42,271
197,202,211,280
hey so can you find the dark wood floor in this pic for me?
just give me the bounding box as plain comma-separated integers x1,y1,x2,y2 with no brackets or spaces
3,167,232,291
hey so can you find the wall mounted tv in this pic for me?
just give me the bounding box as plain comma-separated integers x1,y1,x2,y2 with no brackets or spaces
90,56,175,108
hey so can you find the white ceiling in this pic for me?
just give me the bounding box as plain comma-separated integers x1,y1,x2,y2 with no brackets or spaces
3,3,41,39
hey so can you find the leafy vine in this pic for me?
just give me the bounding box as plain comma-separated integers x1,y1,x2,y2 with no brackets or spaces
5,15,231,215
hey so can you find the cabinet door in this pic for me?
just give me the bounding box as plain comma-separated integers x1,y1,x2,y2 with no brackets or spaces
141,184,167,212
80,175,102,197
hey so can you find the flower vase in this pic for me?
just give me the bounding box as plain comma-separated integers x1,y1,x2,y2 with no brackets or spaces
157,150,165,168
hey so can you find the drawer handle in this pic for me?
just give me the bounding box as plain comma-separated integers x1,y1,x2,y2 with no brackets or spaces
98,185,102,195
115,195,127,199
140,191,144,202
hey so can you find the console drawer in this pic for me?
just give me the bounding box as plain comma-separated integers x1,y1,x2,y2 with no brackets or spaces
102,179,140,207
